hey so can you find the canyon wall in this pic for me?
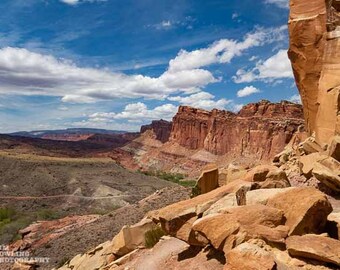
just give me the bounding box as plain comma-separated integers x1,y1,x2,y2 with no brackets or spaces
288,0,340,146
170,100,304,160
140,120,172,143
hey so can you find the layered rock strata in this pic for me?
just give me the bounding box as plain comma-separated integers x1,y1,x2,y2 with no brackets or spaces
170,100,304,160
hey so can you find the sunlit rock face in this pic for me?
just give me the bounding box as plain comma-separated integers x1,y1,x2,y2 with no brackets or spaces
288,0,340,146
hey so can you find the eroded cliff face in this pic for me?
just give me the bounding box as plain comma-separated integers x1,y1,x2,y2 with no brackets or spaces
288,0,340,146
140,120,172,143
170,100,304,160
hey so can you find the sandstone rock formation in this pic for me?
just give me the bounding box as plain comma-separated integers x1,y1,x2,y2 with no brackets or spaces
266,187,333,235
195,166,219,194
58,180,338,270
109,218,157,256
288,0,340,146
112,100,305,177
170,100,304,160
140,120,172,143
225,242,276,270
286,234,340,266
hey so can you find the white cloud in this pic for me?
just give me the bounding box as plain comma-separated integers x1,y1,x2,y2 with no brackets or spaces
0,47,214,102
264,0,288,9
233,50,293,83
168,91,231,110
89,103,178,122
289,94,302,104
60,0,107,5
0,26,287,104
237,86,261,97
168,26,287,73
161,21,172,27
232,13,239,20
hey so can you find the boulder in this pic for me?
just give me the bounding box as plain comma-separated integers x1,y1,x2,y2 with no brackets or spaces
266,187,333,235
312,162,340,192
192,204,287,252
259,170,291,189
224,243,276,270
110,218,157,256
147,180,253,241
63,240,113,270
298,153,328,177
299,137,323,155
203,193,238,216
286,234,340,267
246,188,295,206
328,136,340,161
196,166,219,194
218,164,247,186
244,165,278,182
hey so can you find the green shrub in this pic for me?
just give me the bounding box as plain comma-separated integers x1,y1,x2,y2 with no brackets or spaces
36,209,61,220
0,208,15,221
144,226,165,248
179,180,197,188
191,185,201,198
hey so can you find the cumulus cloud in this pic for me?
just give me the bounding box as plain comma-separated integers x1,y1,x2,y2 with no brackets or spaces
168,91,231,110
168,26,287,72
60,0,107,5
237,86,261,97
0,26,287,104
0,47,213,102
89,102,178,122
264,0,289,9
233,50,293,83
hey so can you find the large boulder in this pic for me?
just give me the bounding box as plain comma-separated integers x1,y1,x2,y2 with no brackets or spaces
224,242,276,270
110,218,157,256
218,164,247,186
203,193,238,216
259,169,291,189
244,165,290,189
244,165,278,182
195,166,219,194
286,234,340,267
147,180,253,243
60,241,113,270
266,187,333,235
246,188,295,206
192,204,287,252
312,161,340,192
298,153,328,177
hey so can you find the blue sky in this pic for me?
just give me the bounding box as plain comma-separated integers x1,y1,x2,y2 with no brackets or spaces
0,0,299,132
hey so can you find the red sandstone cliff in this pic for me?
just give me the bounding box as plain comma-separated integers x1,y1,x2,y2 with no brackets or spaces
140,120,172,143
169,100,304,160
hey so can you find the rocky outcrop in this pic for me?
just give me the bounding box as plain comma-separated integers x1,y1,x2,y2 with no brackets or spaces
288,0,340,146
286,234,340,266
170,100,304,160
10,215,99,251
140,120,172,143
